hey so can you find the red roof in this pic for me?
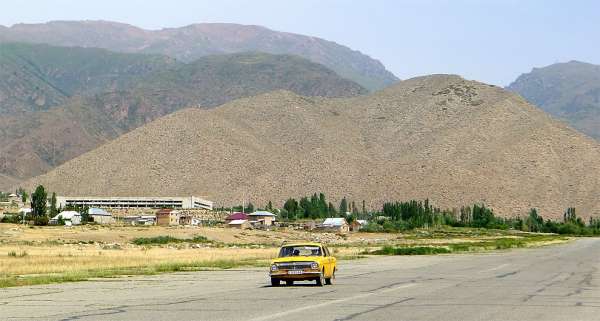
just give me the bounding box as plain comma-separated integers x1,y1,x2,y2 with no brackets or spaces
226,212,248,220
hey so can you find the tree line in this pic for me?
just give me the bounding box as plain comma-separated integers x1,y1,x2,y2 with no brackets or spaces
366,199,600,236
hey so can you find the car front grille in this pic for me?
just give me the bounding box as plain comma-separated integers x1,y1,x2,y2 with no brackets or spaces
276,262,313,270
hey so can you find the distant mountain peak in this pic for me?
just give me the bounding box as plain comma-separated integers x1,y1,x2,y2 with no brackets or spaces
0,20,398,91
508,60,600,140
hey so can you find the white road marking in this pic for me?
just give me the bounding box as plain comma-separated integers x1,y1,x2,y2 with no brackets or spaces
249,283,417,321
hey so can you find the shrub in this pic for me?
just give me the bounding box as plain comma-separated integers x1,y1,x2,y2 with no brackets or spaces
373,246,451,255
34,215,49,226
132,235,210,245
7,250,27,257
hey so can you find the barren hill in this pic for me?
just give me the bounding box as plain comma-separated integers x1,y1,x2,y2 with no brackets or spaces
0,45,365,189
508,61,600,140
23,75,600,219
1,20,398,90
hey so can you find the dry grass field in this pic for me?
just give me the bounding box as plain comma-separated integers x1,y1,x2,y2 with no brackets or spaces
0,224,567,288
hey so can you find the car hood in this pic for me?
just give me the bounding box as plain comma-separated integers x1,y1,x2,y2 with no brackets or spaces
271,256,321,264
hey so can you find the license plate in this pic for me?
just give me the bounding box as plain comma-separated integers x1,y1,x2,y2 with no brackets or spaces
287,270,303,275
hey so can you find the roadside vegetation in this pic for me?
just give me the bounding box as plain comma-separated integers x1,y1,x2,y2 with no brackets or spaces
367,233,565,256
131,235,210,245
0,187,589,288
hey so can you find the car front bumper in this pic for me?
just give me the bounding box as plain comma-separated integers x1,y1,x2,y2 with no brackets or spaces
269,269,321,279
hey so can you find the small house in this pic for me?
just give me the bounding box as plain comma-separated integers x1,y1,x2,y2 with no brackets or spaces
179,213,193,225
8,193,19,203
248,211,276,226
88,208,114,224
123,215,156,226
350,219,367,232
320,217,350,233
50,211,81,226
227,219,250,229
155,209,181,226
225,212,248,223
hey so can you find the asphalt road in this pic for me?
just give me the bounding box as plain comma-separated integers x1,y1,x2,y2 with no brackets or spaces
1,238,599,321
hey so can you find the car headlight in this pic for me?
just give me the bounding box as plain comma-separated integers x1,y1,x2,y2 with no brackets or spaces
311,262,318,269
271,264,278,271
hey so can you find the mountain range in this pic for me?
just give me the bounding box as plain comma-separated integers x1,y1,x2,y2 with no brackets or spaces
0,42,365,189
0,20,398,91
23,75,600,219
508,60,600,140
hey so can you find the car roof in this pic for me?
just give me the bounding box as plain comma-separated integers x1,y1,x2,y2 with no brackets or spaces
281,242,324,247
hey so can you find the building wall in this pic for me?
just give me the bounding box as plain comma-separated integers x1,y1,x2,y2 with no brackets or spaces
156,213,172,226
91,215,115,225
56,196,213,210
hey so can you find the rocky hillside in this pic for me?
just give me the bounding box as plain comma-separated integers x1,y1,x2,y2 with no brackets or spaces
23,75,600,219
0,44,365,189
0,20,398,90
0,42,175,113
508,61,600,139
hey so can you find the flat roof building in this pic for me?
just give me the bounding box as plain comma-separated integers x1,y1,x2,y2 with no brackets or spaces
56,196,213,210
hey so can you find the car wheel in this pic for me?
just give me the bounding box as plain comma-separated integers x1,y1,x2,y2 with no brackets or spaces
316,270,325,286
271,278,280,287
285,280,294,286
325,269,335,285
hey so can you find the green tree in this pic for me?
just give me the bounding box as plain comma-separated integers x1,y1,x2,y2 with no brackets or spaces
283,198,298,220
299,197,311,218
526,208,544,232
328,202,337,217
339,197,348,214
49,192,58,217
21,191,28,204
30,185,48,225
318,193,328,218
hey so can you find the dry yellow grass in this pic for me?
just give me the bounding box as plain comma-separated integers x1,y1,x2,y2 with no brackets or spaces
0,224,367,287
0,223,566,288
0,224,397,245
0,245,273,276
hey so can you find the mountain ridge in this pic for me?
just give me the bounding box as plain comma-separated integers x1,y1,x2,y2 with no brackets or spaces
0,44,366,189
22,75,600,220
507,60,600,140
0,20,398,90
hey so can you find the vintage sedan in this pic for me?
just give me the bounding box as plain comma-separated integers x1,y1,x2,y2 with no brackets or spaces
269,242,336,286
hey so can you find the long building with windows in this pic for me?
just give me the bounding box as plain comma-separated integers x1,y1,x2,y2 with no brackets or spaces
56,196,213,210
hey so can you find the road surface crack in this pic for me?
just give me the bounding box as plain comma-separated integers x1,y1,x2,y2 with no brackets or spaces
333,297,414,321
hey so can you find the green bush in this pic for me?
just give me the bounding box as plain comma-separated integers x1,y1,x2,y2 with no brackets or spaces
373,246,451,255
7,250,27,257
33,215,49,226
132,235,210,245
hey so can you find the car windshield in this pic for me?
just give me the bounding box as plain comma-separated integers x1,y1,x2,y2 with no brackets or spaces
279,245,322,257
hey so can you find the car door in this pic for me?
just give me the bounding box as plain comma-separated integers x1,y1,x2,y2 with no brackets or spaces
322,246,333,277
327,246,336,275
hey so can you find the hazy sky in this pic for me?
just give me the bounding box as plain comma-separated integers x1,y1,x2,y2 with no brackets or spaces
1,0,598,85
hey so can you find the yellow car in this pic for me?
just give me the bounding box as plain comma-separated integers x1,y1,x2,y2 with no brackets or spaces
269,242,336,286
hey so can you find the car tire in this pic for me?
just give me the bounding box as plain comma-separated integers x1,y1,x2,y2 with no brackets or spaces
271,278,280,287
316,270,325,286
285,280,294,286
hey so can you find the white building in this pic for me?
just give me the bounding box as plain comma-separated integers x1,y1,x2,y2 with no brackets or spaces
88,208,115,224
320,218,350,233
56,196,213,210
50,211,81,226
248,211,276,226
